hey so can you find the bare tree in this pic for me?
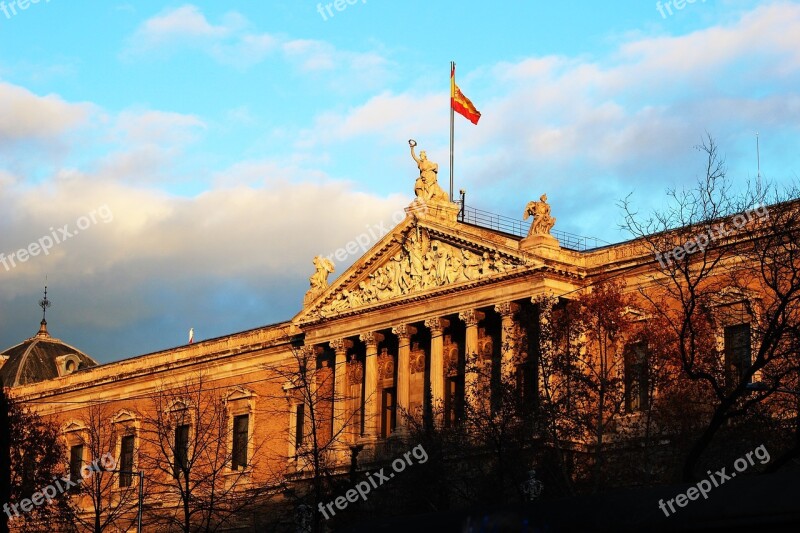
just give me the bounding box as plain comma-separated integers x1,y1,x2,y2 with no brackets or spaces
620,133,800,480
70,403,139,533
138,372,264,532
260,337,364,532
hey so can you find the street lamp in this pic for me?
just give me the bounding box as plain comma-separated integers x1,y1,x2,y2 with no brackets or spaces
105,470,144,533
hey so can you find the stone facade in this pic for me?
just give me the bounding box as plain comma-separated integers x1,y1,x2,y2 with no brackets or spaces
5,191,778,529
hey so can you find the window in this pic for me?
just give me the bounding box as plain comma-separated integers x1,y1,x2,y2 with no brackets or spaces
294,403,305,450
725,323,752,386
624,343,649,412
69,444,84,485
232,414,249,470
119,435,135,487
381,388,396,437
173,424,190,478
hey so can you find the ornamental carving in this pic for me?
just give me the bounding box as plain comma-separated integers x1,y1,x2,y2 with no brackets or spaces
410,342,426,374
378,348,395,380
443,335,459,377
478,327,494,361
319,228,522,316
347,355,363,385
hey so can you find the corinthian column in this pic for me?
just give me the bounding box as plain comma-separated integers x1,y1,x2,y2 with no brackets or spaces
425,317,449,423
360,332,384,440
459,310,485,413
330,338,353,447
391,324,417,434
495,302,520,382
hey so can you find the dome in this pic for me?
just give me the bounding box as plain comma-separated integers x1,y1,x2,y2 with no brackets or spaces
0,319,98,387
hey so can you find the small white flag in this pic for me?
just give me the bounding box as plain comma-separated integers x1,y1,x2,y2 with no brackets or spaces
188,328,194,344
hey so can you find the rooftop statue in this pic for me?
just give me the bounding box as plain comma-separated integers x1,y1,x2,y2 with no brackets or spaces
524,194,556,236
304,256,335,306
409,139,449,203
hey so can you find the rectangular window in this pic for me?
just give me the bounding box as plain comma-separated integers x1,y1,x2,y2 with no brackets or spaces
69,444,84,485
381,388,396,438
725,323,752,386
624,343,649,412
232,414,249,470
119,435,135,487
294,403,305,451
173,424,190,478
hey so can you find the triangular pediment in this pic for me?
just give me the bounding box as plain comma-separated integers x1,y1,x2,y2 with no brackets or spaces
294,202,535,324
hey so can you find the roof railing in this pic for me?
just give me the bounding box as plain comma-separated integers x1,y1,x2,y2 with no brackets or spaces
458,203,608,251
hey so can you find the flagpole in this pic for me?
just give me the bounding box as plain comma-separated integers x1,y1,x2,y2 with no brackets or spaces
449,61,455,203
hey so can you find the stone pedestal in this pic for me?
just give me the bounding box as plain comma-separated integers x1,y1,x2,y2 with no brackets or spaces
520,233,560,251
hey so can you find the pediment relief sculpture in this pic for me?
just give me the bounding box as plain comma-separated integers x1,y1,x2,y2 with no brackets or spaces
317,228,525,316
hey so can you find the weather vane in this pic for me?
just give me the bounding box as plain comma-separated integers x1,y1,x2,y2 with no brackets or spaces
39,286,51,322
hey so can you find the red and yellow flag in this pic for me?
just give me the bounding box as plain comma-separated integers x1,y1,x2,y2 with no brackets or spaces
451,64,481,125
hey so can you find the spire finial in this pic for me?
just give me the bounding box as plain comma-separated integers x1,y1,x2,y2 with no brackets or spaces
37,286,51,337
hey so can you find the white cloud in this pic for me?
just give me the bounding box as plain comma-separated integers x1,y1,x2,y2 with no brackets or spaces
0,83,93,143
123,4,390,77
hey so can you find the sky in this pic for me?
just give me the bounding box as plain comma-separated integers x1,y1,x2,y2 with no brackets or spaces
1,0,799,363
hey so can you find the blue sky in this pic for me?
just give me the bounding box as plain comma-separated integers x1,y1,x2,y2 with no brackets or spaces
1,0,799,363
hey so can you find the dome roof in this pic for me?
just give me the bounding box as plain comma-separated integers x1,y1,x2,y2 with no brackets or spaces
0,320,98,387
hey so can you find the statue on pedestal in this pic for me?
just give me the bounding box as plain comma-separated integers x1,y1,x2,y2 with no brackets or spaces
409,139,449,203
524,194,556,236
304,256,335,305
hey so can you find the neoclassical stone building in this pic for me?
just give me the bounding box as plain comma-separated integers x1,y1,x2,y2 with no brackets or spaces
2,163,781,529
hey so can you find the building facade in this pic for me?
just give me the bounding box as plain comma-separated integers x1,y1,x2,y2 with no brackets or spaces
2,178,784,530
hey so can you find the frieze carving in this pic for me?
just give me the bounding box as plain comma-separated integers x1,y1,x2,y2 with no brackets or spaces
378,348,395,380
410,342,425,374
347,355,364,385
318,228,523,315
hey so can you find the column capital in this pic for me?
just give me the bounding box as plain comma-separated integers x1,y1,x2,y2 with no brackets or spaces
495,301,520,317
360,332,385,348
299,345,316,359
458,309,486,327
391,324,418,340
425,317,450,336
329,338,354,354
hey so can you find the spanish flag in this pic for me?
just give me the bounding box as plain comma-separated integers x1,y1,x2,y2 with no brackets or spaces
451,64,481,125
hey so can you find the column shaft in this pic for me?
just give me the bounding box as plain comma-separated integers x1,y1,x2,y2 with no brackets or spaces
425,318,449,423
391,324,416,433
360,332,384,439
